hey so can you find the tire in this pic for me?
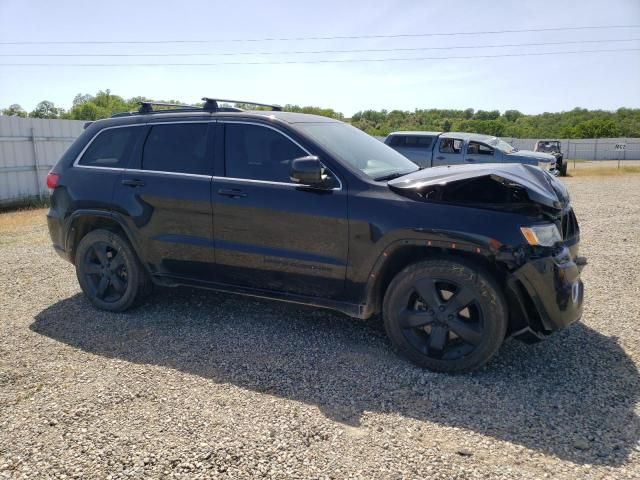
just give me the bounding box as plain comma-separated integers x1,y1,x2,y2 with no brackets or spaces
559,162,568,177
75,229,147,312
383,258,507,373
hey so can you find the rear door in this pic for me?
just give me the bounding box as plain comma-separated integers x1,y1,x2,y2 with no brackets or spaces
212,121,348,298
113,121,216,280
69,124,144,212
433,137,464,166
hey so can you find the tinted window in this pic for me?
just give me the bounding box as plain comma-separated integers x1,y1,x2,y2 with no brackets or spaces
225,124,305,182
389,135,433,148
297,123,418,180
439,138,462,154
142,123,209,175
467,141,494,156
79,127,139,168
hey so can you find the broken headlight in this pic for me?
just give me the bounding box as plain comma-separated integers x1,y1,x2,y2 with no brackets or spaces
520,224,562,247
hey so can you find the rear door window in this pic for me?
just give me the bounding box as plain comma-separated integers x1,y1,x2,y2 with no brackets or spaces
142,123,210,175
439,138,462,154
78,127,140,168
224,123,306,182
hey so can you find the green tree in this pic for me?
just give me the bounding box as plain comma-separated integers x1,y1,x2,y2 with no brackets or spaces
474,110,500,121
503,110,523,122
29,100,62,119
1,104,27,117
571,119,622,138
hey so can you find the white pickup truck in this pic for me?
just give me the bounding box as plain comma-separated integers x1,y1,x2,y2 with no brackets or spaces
385,131,557,174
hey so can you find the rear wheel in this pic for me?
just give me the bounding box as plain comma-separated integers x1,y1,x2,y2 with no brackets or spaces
383,258,507,373
75,229,147,312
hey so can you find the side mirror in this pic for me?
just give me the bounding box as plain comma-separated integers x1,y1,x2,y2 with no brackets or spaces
289,156,327,187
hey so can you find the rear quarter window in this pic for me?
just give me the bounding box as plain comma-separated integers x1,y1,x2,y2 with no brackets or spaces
388,135,433,148
78,126,140,168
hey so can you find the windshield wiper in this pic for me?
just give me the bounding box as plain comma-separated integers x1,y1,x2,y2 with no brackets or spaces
374,170,416,181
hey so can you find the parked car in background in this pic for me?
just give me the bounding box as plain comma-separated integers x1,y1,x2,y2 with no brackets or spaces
46,99,584,373
534,140,567,176
385,131,557,173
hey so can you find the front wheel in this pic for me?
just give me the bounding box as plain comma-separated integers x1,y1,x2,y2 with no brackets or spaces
383,258,507,373
75,229,146,312
559,162,568,177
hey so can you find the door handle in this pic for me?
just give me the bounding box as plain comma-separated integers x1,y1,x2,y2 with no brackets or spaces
435,156,445,160
218,188,247,198
466,158,476,162
121,179,145,187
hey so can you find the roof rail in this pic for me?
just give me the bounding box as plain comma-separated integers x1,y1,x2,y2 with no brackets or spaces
137,101,200,114
110,98,280,118
202,97,283,112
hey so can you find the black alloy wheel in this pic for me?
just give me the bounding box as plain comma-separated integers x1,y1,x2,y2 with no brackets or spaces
75,229,146,312
383,258,507,373
82,241,129,303
398,277,484,360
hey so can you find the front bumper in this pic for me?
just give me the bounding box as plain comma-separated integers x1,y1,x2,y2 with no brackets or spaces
511,245,585,339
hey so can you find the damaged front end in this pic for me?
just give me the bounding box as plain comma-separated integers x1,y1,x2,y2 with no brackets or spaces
388,163,586,341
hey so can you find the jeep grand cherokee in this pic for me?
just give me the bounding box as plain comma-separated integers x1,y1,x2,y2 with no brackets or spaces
46,98,586,373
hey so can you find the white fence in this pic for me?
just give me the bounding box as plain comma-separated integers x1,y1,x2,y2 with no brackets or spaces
375,135,640,161
501,138,639,161
0,117,85,206
1,116,639,206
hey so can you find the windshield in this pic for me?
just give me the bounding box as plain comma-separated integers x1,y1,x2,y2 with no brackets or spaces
297,122,419,180
537,141,560,152
487,137,517,154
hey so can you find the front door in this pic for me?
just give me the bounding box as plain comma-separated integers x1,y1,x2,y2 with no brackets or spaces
212,121,348,298
433,137,464,166
465,141,496,164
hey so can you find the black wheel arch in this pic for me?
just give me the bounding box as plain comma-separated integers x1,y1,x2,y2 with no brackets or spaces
362,237,538,337
64,210,146,270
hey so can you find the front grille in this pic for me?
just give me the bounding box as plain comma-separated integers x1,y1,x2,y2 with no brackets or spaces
559,209,579,240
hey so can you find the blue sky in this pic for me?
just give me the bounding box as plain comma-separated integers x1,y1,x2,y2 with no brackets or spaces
0,0,639,116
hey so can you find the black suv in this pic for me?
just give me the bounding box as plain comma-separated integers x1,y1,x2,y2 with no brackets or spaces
47,98,585,373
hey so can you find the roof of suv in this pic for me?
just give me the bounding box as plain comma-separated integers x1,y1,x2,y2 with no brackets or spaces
87,109,341,132
388,131,501,143
110,110,337,124
387,131,442,136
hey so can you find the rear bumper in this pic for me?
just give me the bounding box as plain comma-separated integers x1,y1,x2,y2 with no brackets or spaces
511,245,585,339
47,209,72,263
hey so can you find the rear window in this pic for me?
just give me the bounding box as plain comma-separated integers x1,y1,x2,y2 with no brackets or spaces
78,127,139,168
388,135,434,149
142,123,210,175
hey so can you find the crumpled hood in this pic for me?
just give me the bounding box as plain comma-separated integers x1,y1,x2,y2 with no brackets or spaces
388,163,570,210
507,150,556,163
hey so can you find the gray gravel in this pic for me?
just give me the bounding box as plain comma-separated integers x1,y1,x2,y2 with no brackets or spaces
1,175,639,479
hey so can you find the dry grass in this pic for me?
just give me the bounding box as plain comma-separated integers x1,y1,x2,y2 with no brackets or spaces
0,208,48,245
568,166,640,177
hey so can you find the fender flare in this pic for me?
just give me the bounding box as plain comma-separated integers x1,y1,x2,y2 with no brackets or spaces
64,209,145,266
360,231,502,316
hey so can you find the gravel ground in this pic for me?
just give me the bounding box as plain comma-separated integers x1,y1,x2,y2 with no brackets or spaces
1,175,639,479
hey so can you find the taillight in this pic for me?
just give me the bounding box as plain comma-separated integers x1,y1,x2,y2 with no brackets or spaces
46,172,60,189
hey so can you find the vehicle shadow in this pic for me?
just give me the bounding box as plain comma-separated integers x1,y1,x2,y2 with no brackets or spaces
31,287,639,467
